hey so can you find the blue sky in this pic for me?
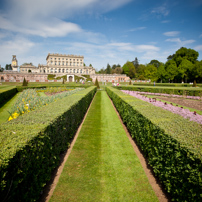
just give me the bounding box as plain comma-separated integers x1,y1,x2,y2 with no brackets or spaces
0,0,202,71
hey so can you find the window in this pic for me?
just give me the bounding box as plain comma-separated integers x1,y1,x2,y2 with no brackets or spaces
62,58,64,60
70,69,72,73
55,62,57,65
58,58,60,60
55,68,57,73
59,69,61,73
66,69,68,73
62,69,64,73
73,69,75,73
59,62,60,65
55,58,56,60
77,69,79,73
86,70,88,74
66,62,68,65
80,69,82,73
62,62,64,65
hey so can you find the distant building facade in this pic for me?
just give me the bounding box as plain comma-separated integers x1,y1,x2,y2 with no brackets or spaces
1,54,130,83
11,55,18,71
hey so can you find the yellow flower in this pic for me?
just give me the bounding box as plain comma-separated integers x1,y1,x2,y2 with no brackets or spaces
8,116,13,121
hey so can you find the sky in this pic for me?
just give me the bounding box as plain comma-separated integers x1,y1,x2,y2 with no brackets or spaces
0,0,202,71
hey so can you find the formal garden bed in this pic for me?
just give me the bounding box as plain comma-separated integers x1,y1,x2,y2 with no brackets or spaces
0,86,96,202
107,86,202,201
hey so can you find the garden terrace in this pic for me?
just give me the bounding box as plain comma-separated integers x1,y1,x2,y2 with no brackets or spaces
106,86,202,201
0,86,96,202
49,91,158,202
115,85,202,97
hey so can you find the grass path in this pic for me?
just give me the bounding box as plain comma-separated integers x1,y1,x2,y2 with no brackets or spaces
50,91,158,202
0,92,21,124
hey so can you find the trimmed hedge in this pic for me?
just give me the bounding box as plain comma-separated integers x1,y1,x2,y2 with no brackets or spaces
106,87,202,201
115,85,202,97
0,86,97,202
0,87,17,106
133,83,197,87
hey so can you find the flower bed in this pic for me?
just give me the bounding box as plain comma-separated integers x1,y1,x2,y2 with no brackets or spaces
0,86,97,202
122,90,202,124
8,88,83,121
106,86,202,201
134,91,202,100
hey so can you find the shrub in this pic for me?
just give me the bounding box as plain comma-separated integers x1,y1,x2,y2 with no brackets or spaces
106,86,202,201
95,77,100,89
0,86,97,202
0,87,17,106
22,78,28,86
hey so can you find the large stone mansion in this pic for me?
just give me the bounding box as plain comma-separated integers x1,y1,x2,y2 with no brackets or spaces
1,54,130,83
20,53,96,75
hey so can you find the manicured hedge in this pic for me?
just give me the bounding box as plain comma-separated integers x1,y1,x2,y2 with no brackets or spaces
132,83,199,87
0,87,17,106
0,86,97,202
115,85,202,96
106,87,202,201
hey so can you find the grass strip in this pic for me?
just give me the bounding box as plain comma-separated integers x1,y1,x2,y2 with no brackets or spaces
50,91,158,202
0,92,21,124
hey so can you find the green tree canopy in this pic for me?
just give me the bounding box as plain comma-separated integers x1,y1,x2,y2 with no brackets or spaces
157,64,166,83
106,63,112,74
149,60,161,68
144,64,158,81
178,59,193,82
173,47,199,65
165,60,178,82
122,62,135,78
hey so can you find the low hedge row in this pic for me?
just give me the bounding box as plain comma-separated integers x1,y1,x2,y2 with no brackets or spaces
132,83,201,87
0,87,17,106
115,85,202,96
0,86,97,202
106,87,202,201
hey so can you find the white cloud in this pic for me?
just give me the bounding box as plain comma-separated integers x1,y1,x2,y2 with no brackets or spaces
161,20,170,23
0,37,35,66
163,31,180,37
134,45,160,52
194,45,202,51
151,4,170,17
165,38,195,46
0,0,132,38
128,27,146,32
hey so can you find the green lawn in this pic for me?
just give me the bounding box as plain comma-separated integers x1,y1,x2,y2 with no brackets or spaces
50,91,158,202
0,92,21,124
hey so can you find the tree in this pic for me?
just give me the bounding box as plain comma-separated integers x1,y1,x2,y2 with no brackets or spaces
122,62,135,78
89,64,92,67
22,78,28,86
5,64,12,70
144,64,158,81
106,63,112,74
157,64,166,83
94,77,100,89
192,60,202,84
136,64,146,79
132,57,139,69
0,67,4,72
165,60,178,82
149,60,161,68
173,47,199,65
112,67,122,74
112,64,117,70
178,59,193,83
